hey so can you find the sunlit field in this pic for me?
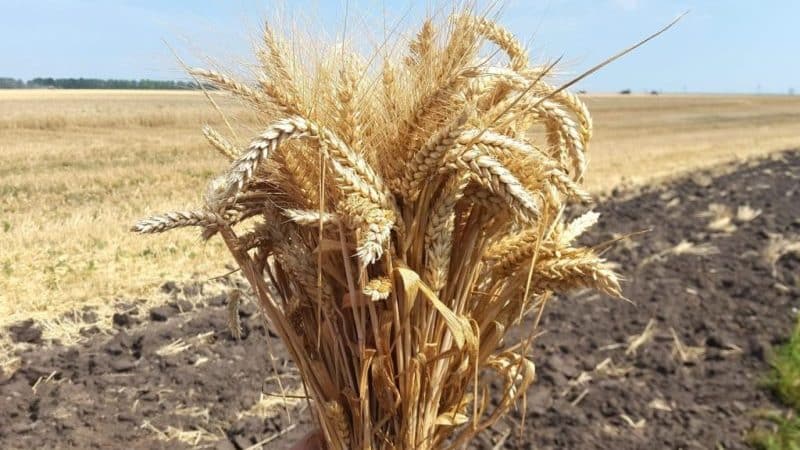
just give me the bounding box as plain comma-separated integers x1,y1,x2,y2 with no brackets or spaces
0,90,252,340
2,90,799,339
584,94,800,192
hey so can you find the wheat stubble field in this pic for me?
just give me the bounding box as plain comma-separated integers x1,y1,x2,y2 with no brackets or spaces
2,90,800,448
0,91,253,340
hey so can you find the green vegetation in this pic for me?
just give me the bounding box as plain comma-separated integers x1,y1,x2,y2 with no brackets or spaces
767,323,800,410
749,413,800,450
749,320,800,450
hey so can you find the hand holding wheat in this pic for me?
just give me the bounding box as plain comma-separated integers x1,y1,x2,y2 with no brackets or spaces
135,11,623,450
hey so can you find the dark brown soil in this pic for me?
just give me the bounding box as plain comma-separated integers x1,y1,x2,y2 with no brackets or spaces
2,150,799,450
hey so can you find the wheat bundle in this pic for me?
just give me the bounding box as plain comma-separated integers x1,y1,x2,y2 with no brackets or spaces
135,11,622,450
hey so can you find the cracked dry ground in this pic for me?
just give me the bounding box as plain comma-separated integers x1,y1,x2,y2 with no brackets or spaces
1,150,799,449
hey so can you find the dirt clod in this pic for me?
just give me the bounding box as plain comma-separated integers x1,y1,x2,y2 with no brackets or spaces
7,320,42,344
112,312,132,327
149,306,177,322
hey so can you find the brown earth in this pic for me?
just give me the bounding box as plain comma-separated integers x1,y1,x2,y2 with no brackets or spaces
2,150,799,450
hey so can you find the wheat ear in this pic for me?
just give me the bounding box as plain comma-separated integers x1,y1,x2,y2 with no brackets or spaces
132,209,224,234
463,15,528,70
257,25,302,113
424,175,468,292
531,249,622,297
401,109,471,198
225,117,393,210
444,146,540,222
189,68,267,104
202,125,239,161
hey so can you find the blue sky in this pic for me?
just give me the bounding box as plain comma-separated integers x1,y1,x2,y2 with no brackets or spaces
0,0,796,93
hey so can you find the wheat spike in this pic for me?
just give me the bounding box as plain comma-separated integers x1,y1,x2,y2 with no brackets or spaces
335,61,363,150
257,25,303,116
283,209,340,227
401,109,471,198
444,146,540,221
189,68,266,105
341,195,395,267
132,210,223,234
326,400,351,449
538,99,587,179
202,125,239,161
549,86,593,144
424,175,468,292
406,19,435,67
560,211,600,244
464,15,528,70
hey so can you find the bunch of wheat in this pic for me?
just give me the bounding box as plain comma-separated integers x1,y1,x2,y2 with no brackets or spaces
134,12,621,450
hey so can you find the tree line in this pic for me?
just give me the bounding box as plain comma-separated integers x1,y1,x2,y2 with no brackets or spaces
0,77,200,90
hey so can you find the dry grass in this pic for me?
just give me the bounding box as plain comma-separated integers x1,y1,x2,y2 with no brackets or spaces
763,233,800,278
135,12,623,449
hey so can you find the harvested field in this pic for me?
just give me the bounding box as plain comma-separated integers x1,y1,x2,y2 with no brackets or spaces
3,150,798,449
583,94,800,191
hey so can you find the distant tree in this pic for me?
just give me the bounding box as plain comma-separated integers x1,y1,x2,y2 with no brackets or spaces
0,77,25,88
9,78,198,89
619,89,631,95
10,77,199,90
28,77,56,88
